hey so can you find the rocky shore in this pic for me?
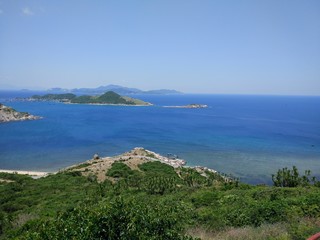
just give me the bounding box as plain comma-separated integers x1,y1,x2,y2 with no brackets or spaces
0,103,42,123
163,104,208,108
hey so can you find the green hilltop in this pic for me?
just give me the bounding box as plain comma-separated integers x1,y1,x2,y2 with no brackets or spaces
32,91,152,105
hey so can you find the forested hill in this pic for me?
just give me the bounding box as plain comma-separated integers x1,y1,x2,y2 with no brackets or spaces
31,91,152,105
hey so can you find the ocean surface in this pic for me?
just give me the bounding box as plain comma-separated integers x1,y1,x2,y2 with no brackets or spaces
1,91,320,184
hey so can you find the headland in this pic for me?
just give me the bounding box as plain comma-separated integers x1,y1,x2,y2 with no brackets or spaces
0,103,42,123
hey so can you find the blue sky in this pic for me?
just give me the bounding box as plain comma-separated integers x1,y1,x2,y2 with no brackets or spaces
0,0,319,95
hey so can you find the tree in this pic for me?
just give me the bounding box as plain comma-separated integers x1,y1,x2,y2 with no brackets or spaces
272,166,318,187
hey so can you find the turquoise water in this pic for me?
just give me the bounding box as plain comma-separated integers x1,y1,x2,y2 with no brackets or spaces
1,92,320,184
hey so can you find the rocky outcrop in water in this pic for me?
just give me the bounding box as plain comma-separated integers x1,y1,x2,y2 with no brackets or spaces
0,103,41,123
163,104,208,108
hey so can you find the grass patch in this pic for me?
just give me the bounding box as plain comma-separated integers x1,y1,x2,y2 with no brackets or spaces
188,223,290,240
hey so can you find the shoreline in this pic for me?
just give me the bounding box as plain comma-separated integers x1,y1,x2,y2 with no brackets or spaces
0,169,52,178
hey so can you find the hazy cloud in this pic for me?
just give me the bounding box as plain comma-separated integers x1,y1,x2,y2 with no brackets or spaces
22,7,34,16
0,9,3,14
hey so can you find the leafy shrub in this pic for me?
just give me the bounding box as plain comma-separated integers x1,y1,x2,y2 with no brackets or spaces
272,166,318,187
250,201,288,226
288,218,320,240
16,197,194,239
180,168,208,187
106,162,134,178
126,171,144,188
143,176,177,195
190,190,219,207
139,161,178,178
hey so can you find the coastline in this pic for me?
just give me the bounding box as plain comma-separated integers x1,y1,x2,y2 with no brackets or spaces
0,169,51,178
1,94,319,184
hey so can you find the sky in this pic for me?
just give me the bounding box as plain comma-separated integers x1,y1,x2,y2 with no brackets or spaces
0,0,319,95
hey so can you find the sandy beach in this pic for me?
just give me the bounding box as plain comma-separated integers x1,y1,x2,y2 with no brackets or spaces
0,169,51,178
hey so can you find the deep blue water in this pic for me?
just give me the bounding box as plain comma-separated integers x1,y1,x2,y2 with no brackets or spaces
1,91,320,184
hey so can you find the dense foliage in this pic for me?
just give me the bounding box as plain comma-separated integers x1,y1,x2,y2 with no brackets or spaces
12,197,192,240
272,166,320,187
32,93,76,101
0,165,319,239
70,91,131,104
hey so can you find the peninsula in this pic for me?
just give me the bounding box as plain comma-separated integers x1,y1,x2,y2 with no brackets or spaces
32,91,152,106
0,147,225,182
0,103,41,123
62,147,225,183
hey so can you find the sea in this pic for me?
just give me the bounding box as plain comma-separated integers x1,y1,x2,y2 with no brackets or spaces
1,90,320,185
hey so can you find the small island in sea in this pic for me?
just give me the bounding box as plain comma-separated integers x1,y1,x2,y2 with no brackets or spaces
0,103,41,123
163,104,208,108
31,91,152,106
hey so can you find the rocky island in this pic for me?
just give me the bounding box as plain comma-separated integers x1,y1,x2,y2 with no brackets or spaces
31,91,152,106
163,104,208,108
0,103,41,123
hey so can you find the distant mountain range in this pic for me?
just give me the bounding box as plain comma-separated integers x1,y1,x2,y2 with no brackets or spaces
46,85,182,95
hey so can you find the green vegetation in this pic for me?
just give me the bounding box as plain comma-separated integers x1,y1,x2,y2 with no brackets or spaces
71,91,130,104
31,93,76,101
11,197,192,240
106,162,136,178
0,165,319,239
31,91,151,105
139,161,178,177
272,166,320,187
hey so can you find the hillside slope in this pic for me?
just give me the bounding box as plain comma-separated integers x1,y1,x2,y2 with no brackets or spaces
0,148,319,239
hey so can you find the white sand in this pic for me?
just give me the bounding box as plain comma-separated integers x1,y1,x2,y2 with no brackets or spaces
0,169,51,178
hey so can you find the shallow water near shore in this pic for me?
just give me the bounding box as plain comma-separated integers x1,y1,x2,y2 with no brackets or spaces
1,91,320,184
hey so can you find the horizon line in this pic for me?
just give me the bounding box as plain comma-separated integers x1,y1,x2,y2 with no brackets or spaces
0,88,319,97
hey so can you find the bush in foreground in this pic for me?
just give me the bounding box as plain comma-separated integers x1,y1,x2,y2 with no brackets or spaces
13,197,194,240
